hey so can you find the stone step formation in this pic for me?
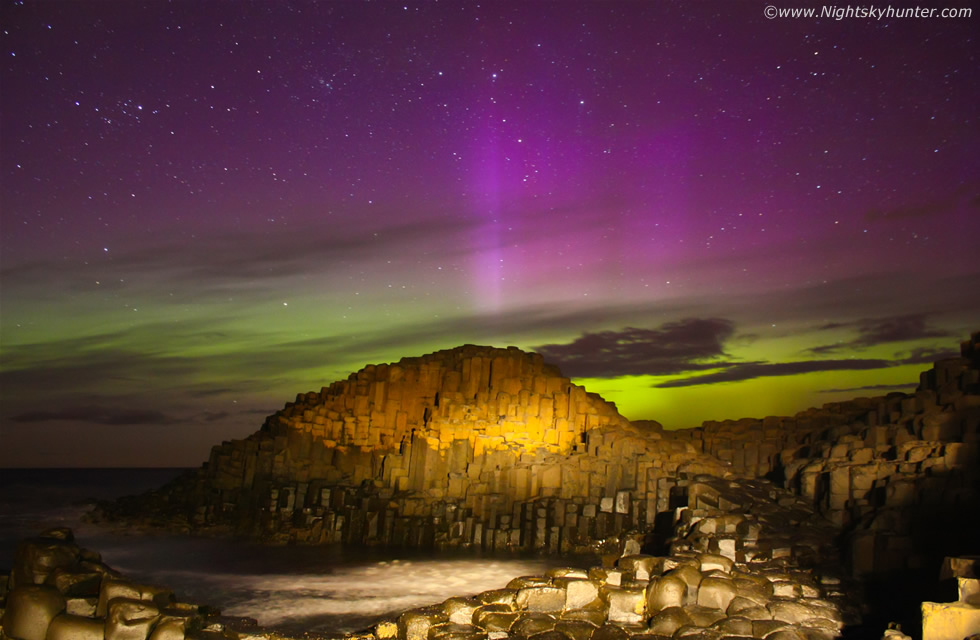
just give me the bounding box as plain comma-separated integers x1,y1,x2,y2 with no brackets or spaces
95,345,728,553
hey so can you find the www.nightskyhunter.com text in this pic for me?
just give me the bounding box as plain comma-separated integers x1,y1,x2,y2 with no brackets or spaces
763,5,972,19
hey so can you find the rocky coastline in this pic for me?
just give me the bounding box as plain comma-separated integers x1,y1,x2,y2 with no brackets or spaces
3,333,980,639
0,471,859,640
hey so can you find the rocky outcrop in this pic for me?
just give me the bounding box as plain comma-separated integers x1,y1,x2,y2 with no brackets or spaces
84,334,980,637
374,473,857,640
663,333,979,579
96,336,980,564
659,331,980,635
97,345,727,552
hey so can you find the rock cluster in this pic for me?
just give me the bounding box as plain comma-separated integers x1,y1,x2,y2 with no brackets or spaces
99,346,726,552
345,473,853,640
1,470,855,640
0,528,257,640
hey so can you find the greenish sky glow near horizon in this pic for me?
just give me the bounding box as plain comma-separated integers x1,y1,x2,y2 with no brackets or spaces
1,1,978,467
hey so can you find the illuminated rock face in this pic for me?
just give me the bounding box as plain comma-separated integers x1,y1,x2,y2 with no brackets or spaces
105,345,726,551
276,345,613,456
246,344,635,497
922,557,980,640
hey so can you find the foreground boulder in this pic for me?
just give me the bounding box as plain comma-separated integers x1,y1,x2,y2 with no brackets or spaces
0,528,256,640
921,556,980,640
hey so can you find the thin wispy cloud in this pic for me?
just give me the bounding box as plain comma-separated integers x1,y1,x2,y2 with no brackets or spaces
809,313,950,355
9,405,176,426
654,358,893,388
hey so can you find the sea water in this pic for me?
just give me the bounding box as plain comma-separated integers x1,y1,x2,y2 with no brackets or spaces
0,468,585,636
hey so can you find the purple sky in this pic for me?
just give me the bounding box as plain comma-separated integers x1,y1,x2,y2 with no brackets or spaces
1,1,978,467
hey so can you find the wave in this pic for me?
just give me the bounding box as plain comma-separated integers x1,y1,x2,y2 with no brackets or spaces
109,556,558,634
0,470,586,636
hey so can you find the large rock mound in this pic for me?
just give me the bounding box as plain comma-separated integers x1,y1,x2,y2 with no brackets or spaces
99,345,727,552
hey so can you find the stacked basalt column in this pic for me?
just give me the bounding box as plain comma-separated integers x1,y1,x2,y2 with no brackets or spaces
664,333,980,490
777,335,980,577
661,333,980,579
100,345,729,552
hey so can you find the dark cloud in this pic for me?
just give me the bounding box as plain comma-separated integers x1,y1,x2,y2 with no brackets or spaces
655,358,893,388
533,318,736,378
807,343,845,356
2,196,625,303
819,383,918,394
0,348,198,397
817,322,847,330
9,405,176,426
653,340,959,388
767,272,980,331
0,318,353,401
0,216,477,302
807,313,950,355
853,314,949,347
190,387,243,398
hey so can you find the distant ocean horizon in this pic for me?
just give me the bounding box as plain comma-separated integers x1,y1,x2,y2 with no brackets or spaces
0,467,585,636
0,467,192,565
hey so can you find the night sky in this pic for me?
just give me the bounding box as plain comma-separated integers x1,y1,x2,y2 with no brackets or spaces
1,1,978,467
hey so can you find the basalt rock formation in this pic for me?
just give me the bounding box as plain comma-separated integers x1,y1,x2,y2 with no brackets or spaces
99,345,727,552
1,475,862,640
29,333,980,638
660,331,980,635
